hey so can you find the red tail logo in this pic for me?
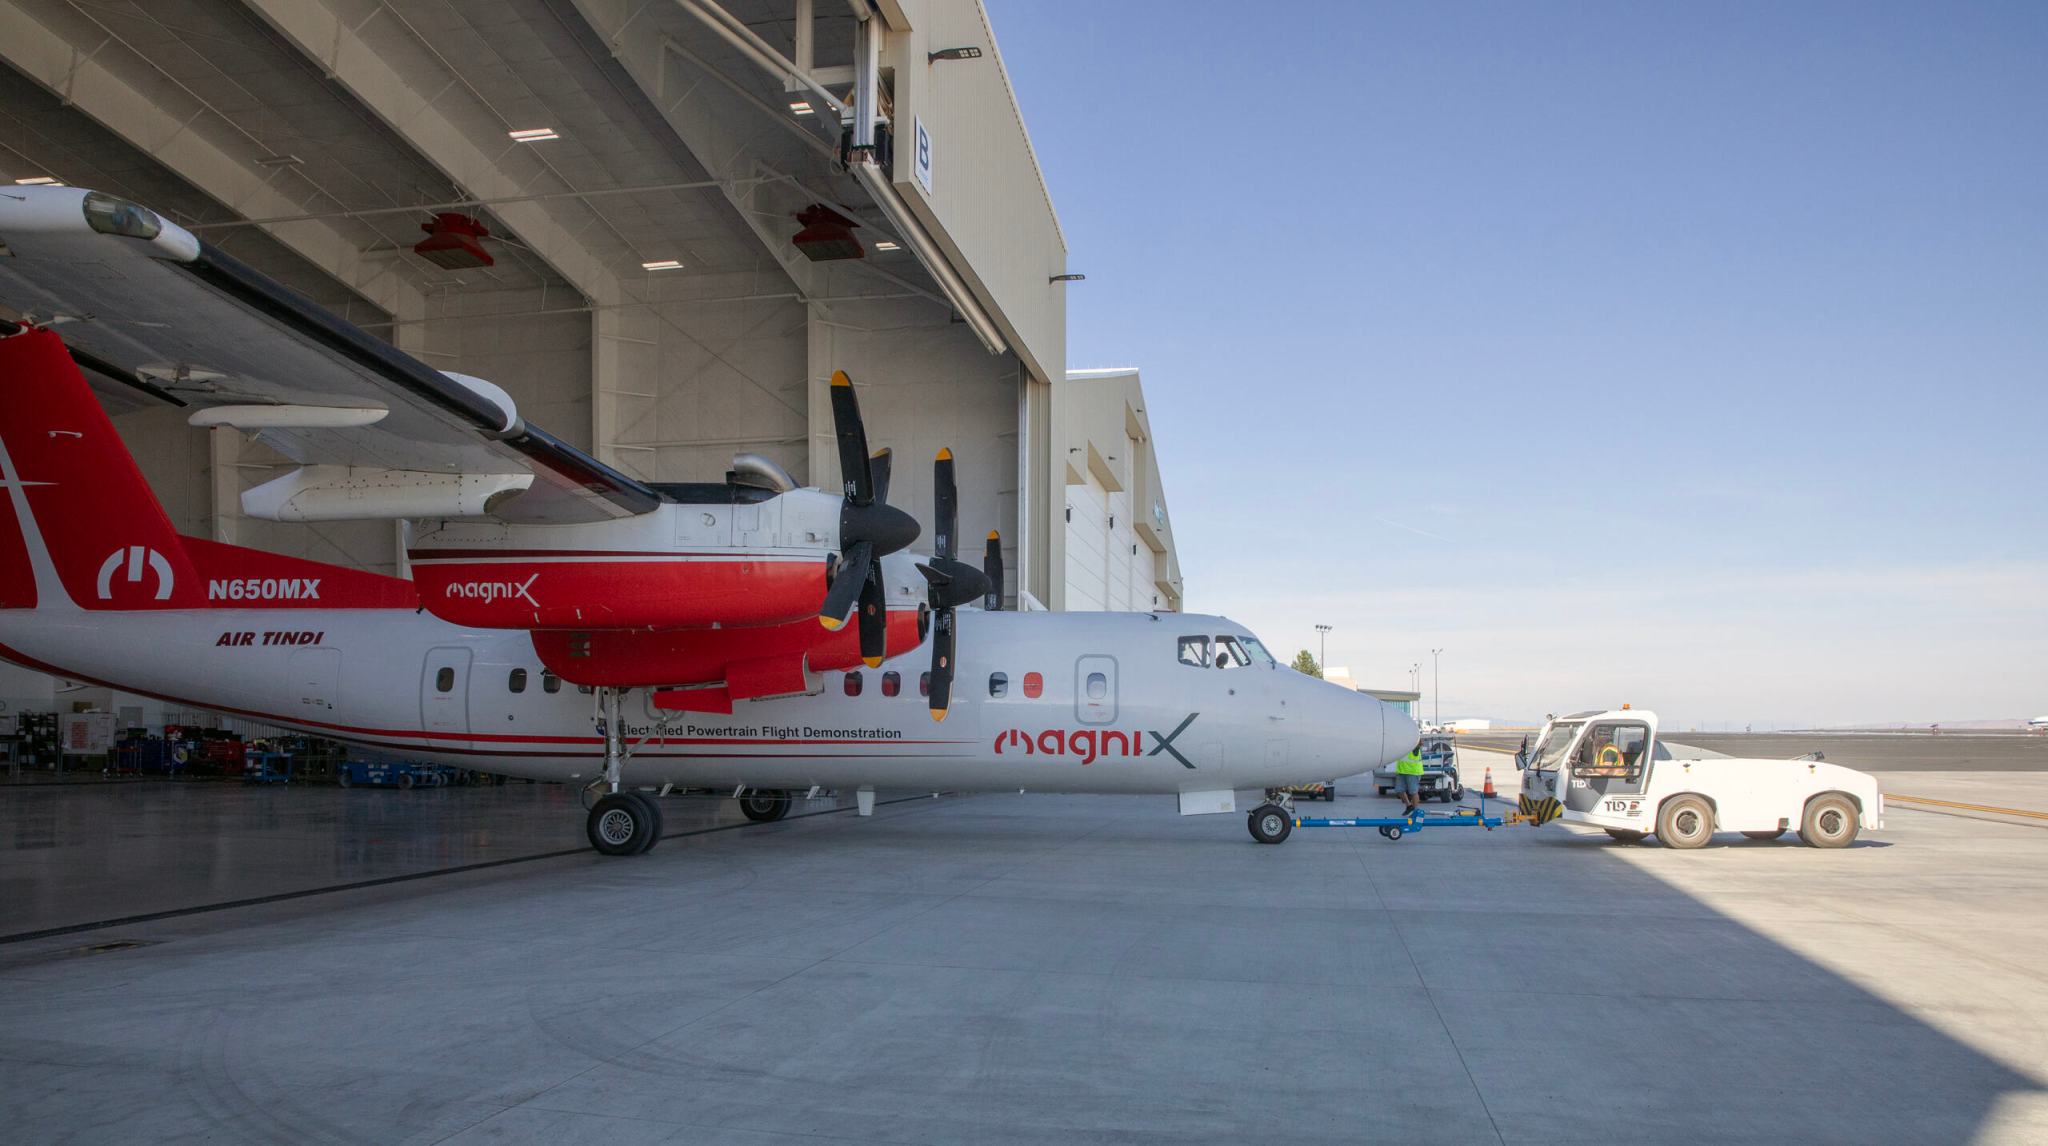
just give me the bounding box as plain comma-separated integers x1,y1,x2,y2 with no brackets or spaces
95,545,177,602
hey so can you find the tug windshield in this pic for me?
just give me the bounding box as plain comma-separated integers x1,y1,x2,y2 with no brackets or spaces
1528,722,1583,772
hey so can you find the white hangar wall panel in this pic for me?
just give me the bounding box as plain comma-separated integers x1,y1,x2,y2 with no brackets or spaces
808,300,1018,572
1063,466,1109,612
626,278,811,486
419,290,596,455
887,0,1067,386
1056,369,1184,613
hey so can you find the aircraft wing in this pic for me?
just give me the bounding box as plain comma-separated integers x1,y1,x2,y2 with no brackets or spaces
0,186,659,523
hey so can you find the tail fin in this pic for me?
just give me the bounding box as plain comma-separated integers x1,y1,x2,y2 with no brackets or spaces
0,326,200,609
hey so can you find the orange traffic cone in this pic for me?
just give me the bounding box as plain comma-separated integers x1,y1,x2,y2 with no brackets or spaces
1482,767,1497,798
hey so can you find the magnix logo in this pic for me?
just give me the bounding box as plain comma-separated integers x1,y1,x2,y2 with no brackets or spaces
95,545,175,601
991,712,1202,768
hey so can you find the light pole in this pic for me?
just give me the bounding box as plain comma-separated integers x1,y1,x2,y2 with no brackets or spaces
1430,648,1443,727
1314,624,1332,678
1410,662,1420,694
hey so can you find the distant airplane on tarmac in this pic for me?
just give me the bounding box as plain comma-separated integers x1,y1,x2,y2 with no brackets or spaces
2030,716,2048,732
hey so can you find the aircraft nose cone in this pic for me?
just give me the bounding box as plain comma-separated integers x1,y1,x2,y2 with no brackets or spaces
1384,705,1421,767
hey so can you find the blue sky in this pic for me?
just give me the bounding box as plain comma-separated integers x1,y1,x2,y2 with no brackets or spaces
992,1,2047,727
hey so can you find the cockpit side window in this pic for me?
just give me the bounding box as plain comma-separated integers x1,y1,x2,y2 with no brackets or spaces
1214,637,1251,669
1574,722,1650,776
1177,636,1211,668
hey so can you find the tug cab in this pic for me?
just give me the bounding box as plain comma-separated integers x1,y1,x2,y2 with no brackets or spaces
1517,709,1883,848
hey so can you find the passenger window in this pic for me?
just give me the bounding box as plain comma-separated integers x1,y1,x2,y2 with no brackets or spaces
1023,672,1044,698
919,671,931,698
1215,637,1250,670
543,672,562,694
508,668,527,694
1086,672,1107,699
882,671,901,698
1177,636,1211,668
844,671,863,697
989,672,1008,698
435,667,454,692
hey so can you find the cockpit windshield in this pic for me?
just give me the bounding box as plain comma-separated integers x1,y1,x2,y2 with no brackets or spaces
1239,635,1276,665
1527,721,1583,772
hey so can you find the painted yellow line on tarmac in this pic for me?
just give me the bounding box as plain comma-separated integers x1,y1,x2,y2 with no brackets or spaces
1886,793,2048,821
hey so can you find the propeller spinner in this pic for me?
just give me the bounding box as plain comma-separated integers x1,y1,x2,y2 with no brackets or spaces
817,371,918,669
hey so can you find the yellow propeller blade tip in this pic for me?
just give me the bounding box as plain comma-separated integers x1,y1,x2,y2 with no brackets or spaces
831,370,851,387
936,447,952,461
872,447,890,459
862,656,883,669
818,614,845,631
931,708,948,722
987,530,1000,540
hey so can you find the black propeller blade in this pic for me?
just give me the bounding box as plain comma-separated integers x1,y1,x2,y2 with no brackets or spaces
818,372,917,633
857,561,887,668
917,448,990,721
829,371,873,505
870,447,892,506
983,530,1004,611
818,540,871,631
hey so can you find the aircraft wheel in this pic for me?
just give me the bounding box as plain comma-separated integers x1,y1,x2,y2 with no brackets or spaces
1246,804,1292,845
1798,794,1859,849
1742,829,1786,841
1377,786,1390,797
1604,828,1646,844
629,792,663,853
738,789,792,823
588,793,657,856
1657,796,1714,849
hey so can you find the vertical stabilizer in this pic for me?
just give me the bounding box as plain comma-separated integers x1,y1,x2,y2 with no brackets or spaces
0,326,199,609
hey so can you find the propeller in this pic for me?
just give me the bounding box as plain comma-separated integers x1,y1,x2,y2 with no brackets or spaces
983,530,1004,611
916,448,992,720
818,372,917,670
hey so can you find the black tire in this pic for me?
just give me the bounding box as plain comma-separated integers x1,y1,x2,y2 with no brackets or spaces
1656,795,1714,849
336,769,352,788
397,772,414,791
1385,826,1403,841
1246,804,1293,844
627,791,663,853
738,789,792,823
587,793,656,856
1742,829,1786,841
1798,794,1859,849
1377,786,1390,797
1605,828,1646,844
1451,786,1465,801
1324,788,1336,802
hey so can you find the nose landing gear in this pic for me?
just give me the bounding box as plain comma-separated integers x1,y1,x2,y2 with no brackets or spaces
583,686,663,856
1247,791,1296,844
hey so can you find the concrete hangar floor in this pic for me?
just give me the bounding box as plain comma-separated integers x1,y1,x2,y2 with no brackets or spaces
4,756,2047,1143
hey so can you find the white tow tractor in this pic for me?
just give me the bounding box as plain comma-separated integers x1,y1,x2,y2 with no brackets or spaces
1515,708,1883,848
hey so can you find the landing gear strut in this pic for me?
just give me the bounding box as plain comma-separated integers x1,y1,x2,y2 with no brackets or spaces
584,687,662,856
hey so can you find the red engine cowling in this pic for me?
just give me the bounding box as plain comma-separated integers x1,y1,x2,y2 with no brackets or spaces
530,606,927,699
409,551,827,630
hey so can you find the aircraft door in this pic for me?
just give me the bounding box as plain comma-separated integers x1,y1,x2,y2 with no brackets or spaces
1563,720,1653,816
1075,655,1117,725
421,647,473,747
288,648,340,716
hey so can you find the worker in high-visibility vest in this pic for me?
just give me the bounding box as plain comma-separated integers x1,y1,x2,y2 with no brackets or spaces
1394,740,1426,817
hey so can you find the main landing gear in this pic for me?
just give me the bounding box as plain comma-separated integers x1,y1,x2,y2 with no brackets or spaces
585,687,663,857
1247,791,1294,845
738,789,792,823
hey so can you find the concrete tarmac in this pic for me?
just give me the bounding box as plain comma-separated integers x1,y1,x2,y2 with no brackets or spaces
2,761,2045,1143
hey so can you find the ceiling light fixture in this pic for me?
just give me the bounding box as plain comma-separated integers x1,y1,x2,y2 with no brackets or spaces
508,128,559,142
254,154,303,167
641,259,684,271
788,101,814,116
929,46,983,63
873,240,900,251
13,176,61,186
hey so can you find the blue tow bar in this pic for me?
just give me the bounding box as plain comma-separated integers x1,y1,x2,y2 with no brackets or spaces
1294,793,1507,840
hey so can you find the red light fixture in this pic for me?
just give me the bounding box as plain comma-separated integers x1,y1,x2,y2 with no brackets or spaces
414,213,494,269
791,204,863,262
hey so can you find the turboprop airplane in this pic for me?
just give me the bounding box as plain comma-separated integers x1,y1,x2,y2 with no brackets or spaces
0,185,1415,854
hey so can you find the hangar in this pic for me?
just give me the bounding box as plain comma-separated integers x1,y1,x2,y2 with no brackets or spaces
0,0,1181,726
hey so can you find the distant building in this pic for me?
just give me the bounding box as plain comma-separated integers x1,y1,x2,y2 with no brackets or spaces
1325,667,1420,716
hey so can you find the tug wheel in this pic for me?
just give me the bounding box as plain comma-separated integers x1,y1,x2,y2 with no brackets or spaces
1657,795,1715,849
1385,826,1403,841
1247,804,1292,845
1798,794,1859,849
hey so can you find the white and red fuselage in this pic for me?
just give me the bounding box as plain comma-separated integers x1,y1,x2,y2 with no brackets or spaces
0,325,1413,800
